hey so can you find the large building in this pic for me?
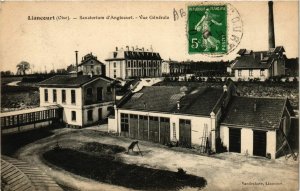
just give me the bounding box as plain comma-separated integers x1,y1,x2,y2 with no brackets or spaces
108,81,295,159
109,82,236,153
39,74,114,128
105,47,162,79
161,59,191,76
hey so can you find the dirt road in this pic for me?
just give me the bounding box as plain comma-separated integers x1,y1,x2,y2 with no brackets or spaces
13,128,298,191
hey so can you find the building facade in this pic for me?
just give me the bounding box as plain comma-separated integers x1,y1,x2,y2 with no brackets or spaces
220,96,294,159
105,47,162,79
39,75,114,128
231,46,286,81
109,83,236,153
78,53,105,76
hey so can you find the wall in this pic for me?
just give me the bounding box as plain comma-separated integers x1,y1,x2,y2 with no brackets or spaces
114,109,213,147
234,69,270,81
40,87,83,126
241,128,253,156
82,103,112,126
267,131,276,159
39,87,82,108
82,78,114,105
220,125,277,159
106,60,124,79
219,125,229,149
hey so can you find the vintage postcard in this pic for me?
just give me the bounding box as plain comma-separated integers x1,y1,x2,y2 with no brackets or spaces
0,1,299,191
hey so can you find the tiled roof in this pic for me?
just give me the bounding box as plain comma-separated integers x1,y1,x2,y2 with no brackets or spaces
233,46,285,70
221,96,288,129
106,50,162,61
120,86,224,116
39,75,108,87
232,52,272,69
78,53,104,66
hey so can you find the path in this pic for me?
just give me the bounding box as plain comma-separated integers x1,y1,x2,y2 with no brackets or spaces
13,128,299,191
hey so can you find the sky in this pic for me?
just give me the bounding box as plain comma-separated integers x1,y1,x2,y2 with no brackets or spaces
0,1,298,73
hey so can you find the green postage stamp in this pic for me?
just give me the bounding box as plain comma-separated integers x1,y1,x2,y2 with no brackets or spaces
188,5,227,54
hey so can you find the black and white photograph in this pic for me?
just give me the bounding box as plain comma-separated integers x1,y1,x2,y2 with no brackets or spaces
0,1,299,191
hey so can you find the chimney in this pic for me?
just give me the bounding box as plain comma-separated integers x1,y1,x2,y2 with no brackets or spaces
132,46,134,51
75,50,78,75
126,46,129,51
261,52,264,60
268,1,275,49
116,47,118,51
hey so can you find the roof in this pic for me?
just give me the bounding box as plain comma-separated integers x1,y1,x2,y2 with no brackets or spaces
221,96,289,129
78,53,104,66
1,105,61,117
233,46,285,70
120,86,224,116
105,50,162,61
39,75,112,88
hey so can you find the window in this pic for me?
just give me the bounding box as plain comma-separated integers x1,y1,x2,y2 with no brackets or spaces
71,90,76,104
53,89,57,102
71,111,76,121
160,117,170,123
179,119,191,126
113,70,116,78
238,70,242,76
133,61,136,67
121,113,129,132
87,88,93,97
97,87,103,101
113,62,116,68
88,110,93,121
127,61,131,68
91,65,94,69
249,69,253,76
98,108,102,120
62,90,66,103
44,89,48,102
260,69,265,76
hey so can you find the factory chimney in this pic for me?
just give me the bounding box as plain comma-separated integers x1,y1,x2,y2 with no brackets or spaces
75,50,78,76
268,1,275,49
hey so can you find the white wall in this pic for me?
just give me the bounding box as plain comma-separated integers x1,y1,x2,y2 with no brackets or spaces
39,87,82,108
234,69,270,81
241,128,253,156
267,131,276,159
82,104,111,126
220,125,229,149
114,109,213,147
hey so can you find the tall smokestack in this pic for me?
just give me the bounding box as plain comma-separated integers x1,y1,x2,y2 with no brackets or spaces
268,1,275,49
75,50,78,74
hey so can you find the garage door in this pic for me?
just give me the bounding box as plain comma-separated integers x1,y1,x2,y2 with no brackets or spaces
149,117,159,143
179,119,191,148
253,130,267,157
139,115,148,140
160,117,170,145
229,128,241,153
129,114,138,139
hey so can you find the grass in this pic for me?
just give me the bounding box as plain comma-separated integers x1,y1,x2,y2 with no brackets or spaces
43,147,207,191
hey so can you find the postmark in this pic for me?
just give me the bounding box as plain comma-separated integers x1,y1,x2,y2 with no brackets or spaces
188,3,243,56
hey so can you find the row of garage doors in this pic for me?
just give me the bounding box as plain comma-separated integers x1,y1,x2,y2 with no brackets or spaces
120,113,192,147
229,128,267,157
